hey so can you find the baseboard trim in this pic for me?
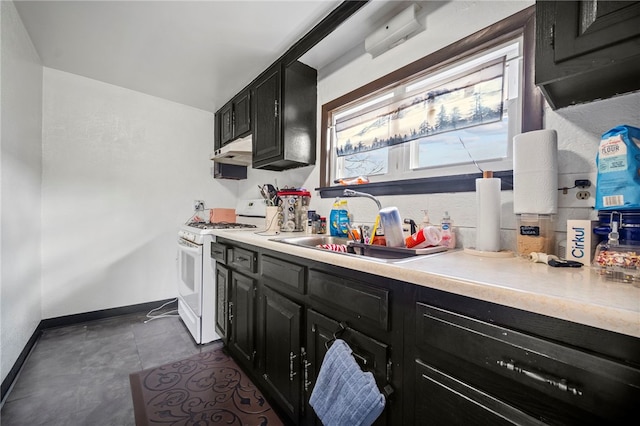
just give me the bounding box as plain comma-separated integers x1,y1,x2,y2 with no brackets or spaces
39,298,176,330
1,298,176,402
0,325,42,404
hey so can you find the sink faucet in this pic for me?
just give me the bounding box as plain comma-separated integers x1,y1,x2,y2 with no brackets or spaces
342,189,382,210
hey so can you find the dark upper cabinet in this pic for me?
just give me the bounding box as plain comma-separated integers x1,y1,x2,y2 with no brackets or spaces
253,61,317,170
535,1,640,109
215,88,252,148
233,89,251,138
219,101,233,145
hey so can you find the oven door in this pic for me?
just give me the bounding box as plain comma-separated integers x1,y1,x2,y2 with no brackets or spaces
177,237,203,317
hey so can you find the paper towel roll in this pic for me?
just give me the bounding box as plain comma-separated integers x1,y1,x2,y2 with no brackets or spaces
513,129,558,214
476,177,501,252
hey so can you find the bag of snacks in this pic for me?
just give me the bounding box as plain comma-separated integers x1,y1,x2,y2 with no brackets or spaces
595,125,640,211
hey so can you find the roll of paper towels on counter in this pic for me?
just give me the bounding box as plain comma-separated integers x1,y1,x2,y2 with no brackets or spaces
513,129,558,214
476,176,501,252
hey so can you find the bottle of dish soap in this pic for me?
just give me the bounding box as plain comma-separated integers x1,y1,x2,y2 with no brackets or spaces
440,211,456,249
420,209,431,229
329,199,350,237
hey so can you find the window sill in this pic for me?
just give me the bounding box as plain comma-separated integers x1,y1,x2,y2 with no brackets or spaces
316,171,513,198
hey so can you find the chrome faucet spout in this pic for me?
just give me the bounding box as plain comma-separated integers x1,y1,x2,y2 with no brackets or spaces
342,189,382,211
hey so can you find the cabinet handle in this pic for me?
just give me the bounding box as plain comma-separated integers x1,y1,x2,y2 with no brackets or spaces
274,100,279,118
496,359,583,396
235,256,248,262
228,301,233,323
302,348,312,393
289,351,297,381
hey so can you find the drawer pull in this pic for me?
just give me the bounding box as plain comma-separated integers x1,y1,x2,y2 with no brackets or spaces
497,360,583,396
235,256,248,262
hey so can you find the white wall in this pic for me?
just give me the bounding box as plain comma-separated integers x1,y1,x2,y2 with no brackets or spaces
240,1,640,252
40,68,237,319
1,0,43,384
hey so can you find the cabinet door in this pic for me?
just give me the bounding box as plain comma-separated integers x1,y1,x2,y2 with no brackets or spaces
261,286,303,423
415,302,640,424
535,1,640,109
233,90,251,138
553,1,640,62
253,65,282,166
230,272,256,367
214,112,222,151
214,264,229,342
306,309,391,425
415,360,545,426
220,101,233,145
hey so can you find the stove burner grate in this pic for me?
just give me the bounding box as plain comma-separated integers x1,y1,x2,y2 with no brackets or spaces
187,221,257,230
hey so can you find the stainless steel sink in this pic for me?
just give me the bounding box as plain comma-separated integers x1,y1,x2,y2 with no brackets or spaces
272,235,351,248
271,235,447,262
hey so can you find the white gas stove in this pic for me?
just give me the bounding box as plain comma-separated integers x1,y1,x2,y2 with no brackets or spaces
177,201,264,344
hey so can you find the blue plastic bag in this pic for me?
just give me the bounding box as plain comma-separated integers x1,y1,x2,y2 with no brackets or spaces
595,125,640,211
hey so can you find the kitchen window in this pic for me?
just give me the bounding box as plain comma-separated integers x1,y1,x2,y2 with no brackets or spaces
318,6,541,197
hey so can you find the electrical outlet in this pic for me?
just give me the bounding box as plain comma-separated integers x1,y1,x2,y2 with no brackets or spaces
557,172,596,208
194,200,205,211
576,190,591,200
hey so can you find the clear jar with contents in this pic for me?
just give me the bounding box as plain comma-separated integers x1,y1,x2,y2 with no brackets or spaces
593,220,640,286
516,213,554,257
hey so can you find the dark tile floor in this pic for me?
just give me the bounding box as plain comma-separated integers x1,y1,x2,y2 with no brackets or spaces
0,305,218,426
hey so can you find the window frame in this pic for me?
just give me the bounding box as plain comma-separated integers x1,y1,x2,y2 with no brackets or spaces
318,6,541,198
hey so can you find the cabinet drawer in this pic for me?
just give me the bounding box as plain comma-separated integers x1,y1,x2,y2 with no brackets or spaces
416,303,640,424
261,254,306,294
229,246,257,273
309,269,389,331
210,241,227,263
415,360,544,426
307,309,389,386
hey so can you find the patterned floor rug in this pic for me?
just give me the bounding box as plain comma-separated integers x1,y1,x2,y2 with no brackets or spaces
129,343,283,425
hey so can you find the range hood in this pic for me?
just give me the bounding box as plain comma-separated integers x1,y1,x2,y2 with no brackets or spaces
211,135,252,166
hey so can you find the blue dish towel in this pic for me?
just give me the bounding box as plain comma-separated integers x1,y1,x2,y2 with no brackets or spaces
309,339,385,426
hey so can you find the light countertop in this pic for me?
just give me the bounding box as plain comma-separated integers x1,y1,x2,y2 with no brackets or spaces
213,229,640,339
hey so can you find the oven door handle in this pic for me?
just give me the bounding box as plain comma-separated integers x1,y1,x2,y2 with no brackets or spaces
178,239,201,253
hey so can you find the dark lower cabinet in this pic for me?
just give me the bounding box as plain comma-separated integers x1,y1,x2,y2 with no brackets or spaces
409,297,640,425
214,264,229,341
213,238,640,426
415,360,545,426
260,286,303,423
305,309,392,426
229,272,256,369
